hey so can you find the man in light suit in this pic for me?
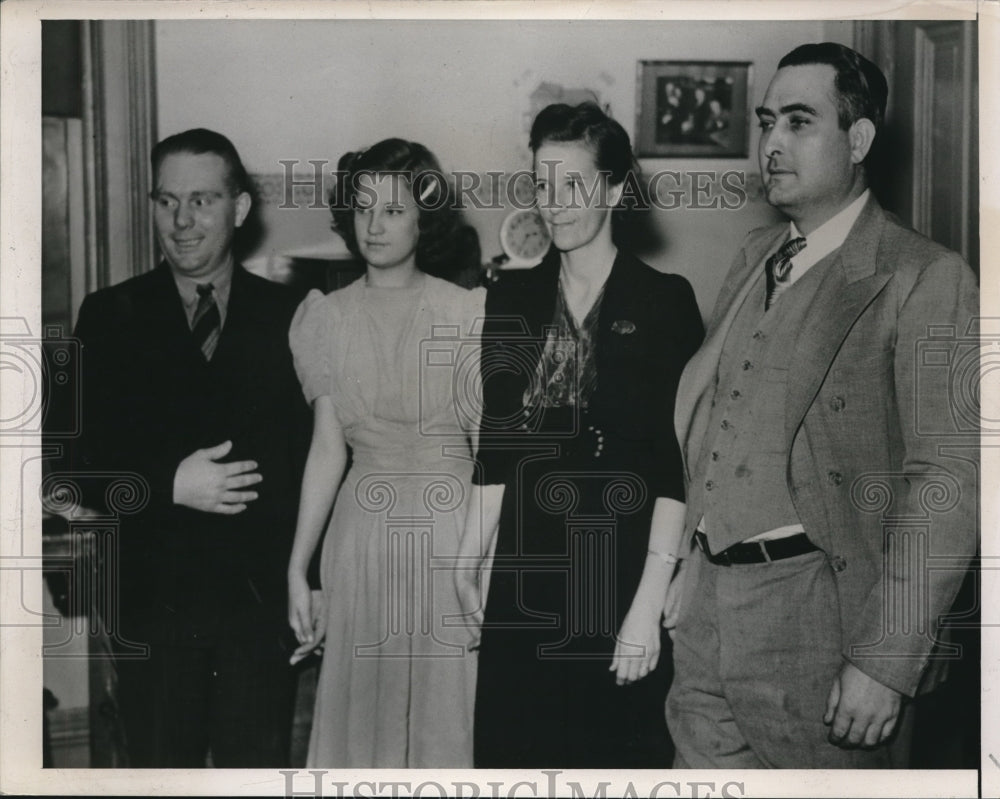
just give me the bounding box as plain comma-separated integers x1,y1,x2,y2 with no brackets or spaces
665,43,978,767
63,129,310,766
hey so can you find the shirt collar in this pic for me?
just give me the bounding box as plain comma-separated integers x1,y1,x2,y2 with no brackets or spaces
171,262,234,325
788,189,871,272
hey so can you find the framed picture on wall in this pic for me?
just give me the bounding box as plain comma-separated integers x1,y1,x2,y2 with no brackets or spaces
635,60,752,158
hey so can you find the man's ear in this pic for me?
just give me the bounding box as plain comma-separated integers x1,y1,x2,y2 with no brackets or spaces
848,118,876,165
234,192,252,228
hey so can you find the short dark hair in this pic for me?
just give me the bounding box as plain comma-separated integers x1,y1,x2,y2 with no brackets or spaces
330,138,459,279
778,42,888,133
151,128,251,196
529,101,635,185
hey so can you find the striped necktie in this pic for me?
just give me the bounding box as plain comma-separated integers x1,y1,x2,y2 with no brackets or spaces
764,236,807,310
191,283,221,360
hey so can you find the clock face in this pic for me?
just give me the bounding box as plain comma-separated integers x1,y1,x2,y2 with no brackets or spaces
500,209,552,266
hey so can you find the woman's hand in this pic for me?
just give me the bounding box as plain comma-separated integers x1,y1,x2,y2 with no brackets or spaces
610,598,662,686
288,573,326,665
453,483,504,651
454,565,484,650
285,396,345,665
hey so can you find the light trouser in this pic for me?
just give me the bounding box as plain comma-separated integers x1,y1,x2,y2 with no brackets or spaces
666,543,910,768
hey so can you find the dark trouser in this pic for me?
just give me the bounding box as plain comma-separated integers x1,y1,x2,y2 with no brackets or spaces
666,543,911,768
475,627,674,768
115,606,295,768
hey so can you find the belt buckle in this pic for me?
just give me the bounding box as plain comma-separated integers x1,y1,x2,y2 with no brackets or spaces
696,532,731,566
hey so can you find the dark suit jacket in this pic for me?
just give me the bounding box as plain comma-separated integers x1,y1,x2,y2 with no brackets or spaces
65,263,310,632
675,196,979,696
475,248,704,501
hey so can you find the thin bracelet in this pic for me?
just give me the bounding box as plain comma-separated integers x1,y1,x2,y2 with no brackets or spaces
647,549,679,565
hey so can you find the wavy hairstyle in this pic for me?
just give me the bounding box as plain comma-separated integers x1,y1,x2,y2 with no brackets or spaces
528,102,645,242
151,127,251,196
529,101,637,187
778,42,888,135
330,138,459,279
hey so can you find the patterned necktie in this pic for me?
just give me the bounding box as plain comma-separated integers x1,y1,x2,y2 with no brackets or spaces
764,236,807,310
191,283,221,361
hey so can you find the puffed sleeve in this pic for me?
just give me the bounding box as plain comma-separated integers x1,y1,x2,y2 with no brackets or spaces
466,285,487,329
288,289,333,404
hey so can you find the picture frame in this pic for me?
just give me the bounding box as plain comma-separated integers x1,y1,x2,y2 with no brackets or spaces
635,60,752,158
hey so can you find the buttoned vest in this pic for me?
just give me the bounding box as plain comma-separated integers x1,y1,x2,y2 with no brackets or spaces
688,250,836,552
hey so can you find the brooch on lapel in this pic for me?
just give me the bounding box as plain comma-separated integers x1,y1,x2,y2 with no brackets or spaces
611,319,637,335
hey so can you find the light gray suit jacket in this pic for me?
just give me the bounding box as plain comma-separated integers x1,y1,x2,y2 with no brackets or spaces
675,195,979,696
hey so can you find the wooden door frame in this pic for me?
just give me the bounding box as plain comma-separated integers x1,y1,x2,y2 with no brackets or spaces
853,19,979,273
81,20,158,296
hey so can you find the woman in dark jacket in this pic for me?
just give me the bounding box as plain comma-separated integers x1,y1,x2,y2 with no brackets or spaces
455,102,704,767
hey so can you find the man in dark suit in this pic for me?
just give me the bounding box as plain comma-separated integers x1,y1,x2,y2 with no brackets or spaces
667,44,978,767
66,129,309,766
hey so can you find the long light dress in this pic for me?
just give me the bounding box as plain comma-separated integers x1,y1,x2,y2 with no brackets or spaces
289,273,484,768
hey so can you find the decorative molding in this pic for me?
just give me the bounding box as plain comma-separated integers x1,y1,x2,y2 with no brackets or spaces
251,172,330,209
911,22,974,259
853,21,897,117
84,21,157,289
911,24,934,238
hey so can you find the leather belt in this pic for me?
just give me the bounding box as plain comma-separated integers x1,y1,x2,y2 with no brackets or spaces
694,531,818,566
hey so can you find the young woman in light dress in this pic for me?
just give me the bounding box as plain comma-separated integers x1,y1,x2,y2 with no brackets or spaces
287,139,484,767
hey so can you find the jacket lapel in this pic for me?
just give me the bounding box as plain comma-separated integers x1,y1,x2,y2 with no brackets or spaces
141,261,199,350
784,196,892,444
675,224,786,477
525,252,562,341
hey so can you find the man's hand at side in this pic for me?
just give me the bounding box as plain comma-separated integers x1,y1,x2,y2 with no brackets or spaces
824,661,902,748
173,440,262,514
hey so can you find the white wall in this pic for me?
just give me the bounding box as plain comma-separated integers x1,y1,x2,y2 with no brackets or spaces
156,19,842,317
